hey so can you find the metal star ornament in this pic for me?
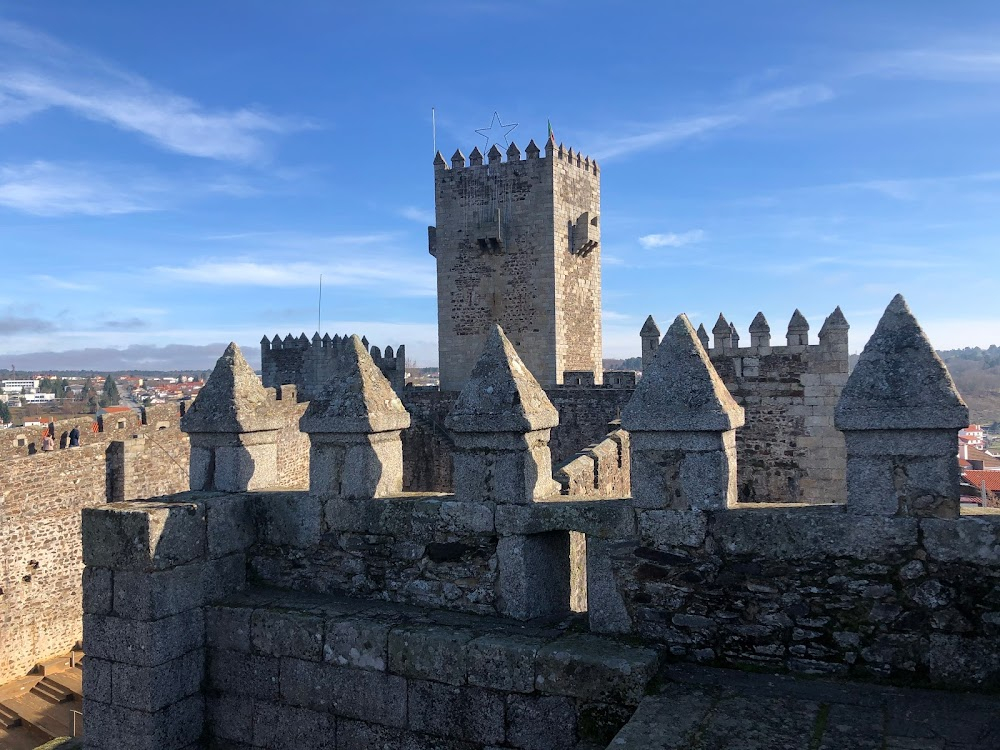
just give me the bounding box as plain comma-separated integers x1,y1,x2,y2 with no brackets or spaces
475,111,518,151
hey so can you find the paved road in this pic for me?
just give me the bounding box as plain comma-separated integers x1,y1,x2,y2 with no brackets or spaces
608,664,1000,749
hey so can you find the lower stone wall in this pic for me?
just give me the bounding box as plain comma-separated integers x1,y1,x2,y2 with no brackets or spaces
603,505,1000,686
204,588,659,750
0,443,109,683
555,429,630,497
247,494,500,616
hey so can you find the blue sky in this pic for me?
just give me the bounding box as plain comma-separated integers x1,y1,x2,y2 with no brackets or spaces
0,1,998,369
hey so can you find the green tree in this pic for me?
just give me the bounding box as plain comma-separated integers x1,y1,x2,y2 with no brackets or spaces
99,375,121,408
79,377,94,402
0,401,10,424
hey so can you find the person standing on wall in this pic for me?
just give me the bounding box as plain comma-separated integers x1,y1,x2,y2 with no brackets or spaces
69,425,80,448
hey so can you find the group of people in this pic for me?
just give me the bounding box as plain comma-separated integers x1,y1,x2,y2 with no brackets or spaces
40,423,80,451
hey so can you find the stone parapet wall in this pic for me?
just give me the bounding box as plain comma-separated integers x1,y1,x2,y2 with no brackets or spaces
554,429,630,498
0,404,191,685
599,504,1000,685
205,587,658,750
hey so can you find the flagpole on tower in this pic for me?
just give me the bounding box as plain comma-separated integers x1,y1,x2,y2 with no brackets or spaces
432,107,437,156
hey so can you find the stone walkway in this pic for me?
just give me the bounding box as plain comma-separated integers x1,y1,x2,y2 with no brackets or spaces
607,664,1000,750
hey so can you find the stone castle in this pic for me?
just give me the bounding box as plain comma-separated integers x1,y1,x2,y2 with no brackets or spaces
0,135,998,749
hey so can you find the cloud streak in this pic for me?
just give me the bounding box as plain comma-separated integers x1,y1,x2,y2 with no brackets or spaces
0,161,164,216
152,258,437,296
0,21,309,161
638,230,705,249
591,84,835,160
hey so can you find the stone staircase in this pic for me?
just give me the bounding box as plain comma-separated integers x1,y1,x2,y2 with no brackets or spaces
0,649,84,748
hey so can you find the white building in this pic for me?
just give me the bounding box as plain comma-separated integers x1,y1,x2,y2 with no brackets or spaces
22,392,56,403
1,379,39,394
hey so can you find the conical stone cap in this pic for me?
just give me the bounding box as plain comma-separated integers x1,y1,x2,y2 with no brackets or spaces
640,315,660,337
787,309,809,331
712,314,730,335
835,295,967,430
749,312,770,333
622,315,745,432
696,324,710,348
446,325,558,433
300,335,410,434
181,343,281,434
819,306,850,337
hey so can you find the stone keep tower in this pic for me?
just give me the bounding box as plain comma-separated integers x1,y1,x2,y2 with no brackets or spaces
430,137,602,391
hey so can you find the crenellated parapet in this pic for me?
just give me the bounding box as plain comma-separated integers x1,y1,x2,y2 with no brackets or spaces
434,138,599,175
261,331,406,399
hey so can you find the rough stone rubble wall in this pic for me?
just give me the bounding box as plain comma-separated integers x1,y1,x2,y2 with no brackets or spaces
709,338,848,504
0,407,190,685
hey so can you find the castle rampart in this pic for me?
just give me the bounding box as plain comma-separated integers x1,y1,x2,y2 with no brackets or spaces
78,299,1000,749
261,332,405,400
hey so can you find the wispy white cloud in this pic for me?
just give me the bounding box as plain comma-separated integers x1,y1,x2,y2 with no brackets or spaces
0,161,163,216
31,274,97,291
399,206,434,223
864,47,1000,82
0,20,309,161
590,85,835,160
152,258,436,296
602,310,632,322
638,230,705,249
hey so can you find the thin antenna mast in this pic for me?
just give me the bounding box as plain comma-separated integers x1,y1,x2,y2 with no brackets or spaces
432,107,436,156
318,274,323,334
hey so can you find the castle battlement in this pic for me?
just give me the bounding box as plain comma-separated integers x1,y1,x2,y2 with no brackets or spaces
433,138,599,175
261,331,405,400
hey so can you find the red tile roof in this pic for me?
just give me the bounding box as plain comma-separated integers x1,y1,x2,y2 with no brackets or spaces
101,406,133,414
963,470,1000,493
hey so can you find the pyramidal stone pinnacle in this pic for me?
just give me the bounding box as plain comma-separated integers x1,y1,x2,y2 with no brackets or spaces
788,309,809,331
301,335,410,434
749,312,770,333
622,315,744,432
819,306,850,338
835,294,967,430
446,325,558,433
712,314,730,335
640,315,660,337
181,343,281,434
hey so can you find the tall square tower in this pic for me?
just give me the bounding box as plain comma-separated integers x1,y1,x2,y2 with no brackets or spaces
430,137,602,391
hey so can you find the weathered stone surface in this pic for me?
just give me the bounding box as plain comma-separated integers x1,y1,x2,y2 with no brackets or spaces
111,648,204,711
206,605,252,653
534,634,659,704
445,325,559,434
637,509,709,549
280,657,407,727
495,499,635,538
84,609,204,667
467,633,547,693
251,608,324,660
506,694,577,750
113,562,206,619
209,649,280,700
835,295,968,431
388,625,474,685
205,494,254,559
921,515,1000,564
710,507,919,559
407,680,505,744
249,492,321,547
622,315,744,433
497,532,571,620
300,335,410,434
325,614,393,671
181,342,281,433
82,501,205,571
251,702,334,750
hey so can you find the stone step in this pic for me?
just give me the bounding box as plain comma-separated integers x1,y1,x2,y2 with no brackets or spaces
0,692,74,740
30,677,73,704
33,654,73,676
46,671,83,700
0,702,22,729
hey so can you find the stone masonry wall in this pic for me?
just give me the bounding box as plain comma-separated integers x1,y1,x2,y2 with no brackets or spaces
709,338,848,504
555,429,630,498
552,146,602,383
602,505,1000,686
0,405,192,684
205,588,659,750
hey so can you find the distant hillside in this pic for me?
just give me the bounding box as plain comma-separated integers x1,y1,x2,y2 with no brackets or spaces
937,347,1000,429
